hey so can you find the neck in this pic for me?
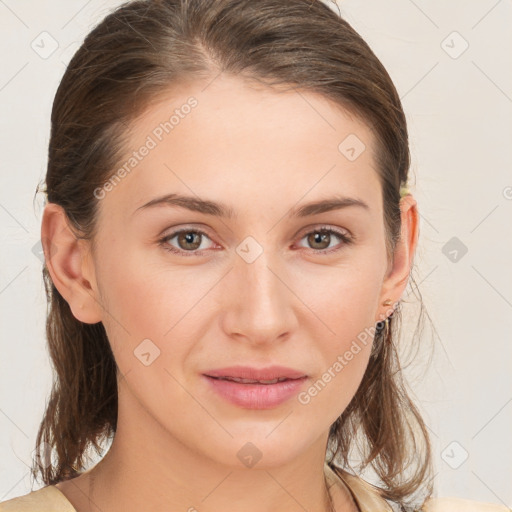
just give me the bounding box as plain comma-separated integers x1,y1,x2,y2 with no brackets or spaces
83,383,338,512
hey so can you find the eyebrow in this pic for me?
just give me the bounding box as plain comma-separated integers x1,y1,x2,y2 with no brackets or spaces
132,193,370,219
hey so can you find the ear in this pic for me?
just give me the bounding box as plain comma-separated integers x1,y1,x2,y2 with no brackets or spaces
376,194,419,322
41,202,103,324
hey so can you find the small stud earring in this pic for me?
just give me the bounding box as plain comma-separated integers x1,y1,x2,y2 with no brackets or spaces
382,299,392,306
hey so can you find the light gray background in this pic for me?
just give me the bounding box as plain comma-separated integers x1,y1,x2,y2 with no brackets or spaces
1,0,511,507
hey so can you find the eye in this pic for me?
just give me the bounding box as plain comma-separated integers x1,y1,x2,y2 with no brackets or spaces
158,225,352,257
158,228,215,256
296,226,352,254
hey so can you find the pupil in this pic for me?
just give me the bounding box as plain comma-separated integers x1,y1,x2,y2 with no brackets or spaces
180,232,200,250
309,231,329,249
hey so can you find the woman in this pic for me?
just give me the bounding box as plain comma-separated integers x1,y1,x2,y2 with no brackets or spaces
0,0,508,511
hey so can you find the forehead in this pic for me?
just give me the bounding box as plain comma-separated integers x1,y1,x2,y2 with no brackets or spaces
99,74,381,221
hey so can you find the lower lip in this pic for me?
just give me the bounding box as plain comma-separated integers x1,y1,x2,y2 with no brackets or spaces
202,375,308,409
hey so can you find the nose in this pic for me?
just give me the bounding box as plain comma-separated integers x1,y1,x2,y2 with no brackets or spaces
220,246,299,346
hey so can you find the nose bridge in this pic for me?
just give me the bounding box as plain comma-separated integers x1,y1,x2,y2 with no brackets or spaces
222,239,296,341
241,247,280,304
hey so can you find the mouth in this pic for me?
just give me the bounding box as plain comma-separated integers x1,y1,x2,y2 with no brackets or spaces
205,375,301,385
202,372,309,409
203,365,308,381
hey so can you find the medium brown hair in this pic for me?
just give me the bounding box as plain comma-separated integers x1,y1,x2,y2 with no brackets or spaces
33,0,434,509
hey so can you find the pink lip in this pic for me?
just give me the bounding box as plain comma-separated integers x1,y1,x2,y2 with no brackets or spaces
202,366,309,409
203,365,307,381
202,374,308,409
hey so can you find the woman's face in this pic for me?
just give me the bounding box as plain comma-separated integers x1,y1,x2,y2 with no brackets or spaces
63,74,414,468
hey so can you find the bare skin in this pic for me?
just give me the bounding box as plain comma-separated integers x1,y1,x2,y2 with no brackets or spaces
44,73,419,512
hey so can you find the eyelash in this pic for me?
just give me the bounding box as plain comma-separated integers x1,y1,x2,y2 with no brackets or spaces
158,225,353,257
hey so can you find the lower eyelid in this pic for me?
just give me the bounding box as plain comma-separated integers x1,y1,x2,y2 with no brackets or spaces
296,228,351,249
160,230,214,253
160,226,351,255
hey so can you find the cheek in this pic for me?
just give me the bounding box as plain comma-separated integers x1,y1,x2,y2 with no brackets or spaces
291,260,381,415
96,262,198,420
97,241,204,335
297,310,374,427
95,248,216,383
294,253,383,340
298,345,372,428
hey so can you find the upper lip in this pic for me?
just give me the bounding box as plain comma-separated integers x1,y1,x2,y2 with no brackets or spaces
203,365,308,380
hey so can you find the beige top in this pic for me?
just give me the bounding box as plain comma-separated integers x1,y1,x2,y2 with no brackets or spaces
324,463,511,511
0,464,509,511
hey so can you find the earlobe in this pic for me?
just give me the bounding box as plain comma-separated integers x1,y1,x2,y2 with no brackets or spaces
41,203,103,324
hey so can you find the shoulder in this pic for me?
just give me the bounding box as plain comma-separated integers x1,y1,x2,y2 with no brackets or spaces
325,463,509,512
421,497,511,512
0,485,76,512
